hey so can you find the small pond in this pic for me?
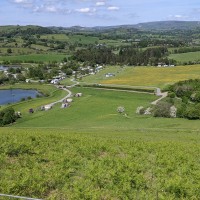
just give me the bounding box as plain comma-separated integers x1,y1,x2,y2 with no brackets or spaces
0,66,8,71
0,89,40,105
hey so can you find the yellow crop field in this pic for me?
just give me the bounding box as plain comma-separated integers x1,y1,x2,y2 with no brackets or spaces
101,65,200,88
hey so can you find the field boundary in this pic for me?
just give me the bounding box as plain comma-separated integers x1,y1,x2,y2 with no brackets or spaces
0,193,42,200
78,84,156,93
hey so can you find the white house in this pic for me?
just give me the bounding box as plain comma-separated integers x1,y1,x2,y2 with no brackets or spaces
51,79,60,84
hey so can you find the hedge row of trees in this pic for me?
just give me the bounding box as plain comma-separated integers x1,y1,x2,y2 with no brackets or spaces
73,46,175,66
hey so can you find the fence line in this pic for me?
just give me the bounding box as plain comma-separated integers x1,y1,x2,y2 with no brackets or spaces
0,193,42,200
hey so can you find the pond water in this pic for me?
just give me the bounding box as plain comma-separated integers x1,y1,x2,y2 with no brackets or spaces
0,66,8,71
0,89,40,105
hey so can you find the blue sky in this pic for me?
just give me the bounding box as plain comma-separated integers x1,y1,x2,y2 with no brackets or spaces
1,0,200,27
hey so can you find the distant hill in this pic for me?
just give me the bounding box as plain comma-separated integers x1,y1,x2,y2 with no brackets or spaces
1,21,200,35
49,21,200,33
133,21,200,31
0,25,53,36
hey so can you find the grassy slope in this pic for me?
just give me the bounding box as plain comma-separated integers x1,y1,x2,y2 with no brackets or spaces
0,54,66,63
81,65,200,88
1,66,200,199
0,128,200,199
169,51,200,62
12,87,200,131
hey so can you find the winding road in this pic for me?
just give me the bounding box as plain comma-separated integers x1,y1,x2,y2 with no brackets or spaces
44,86,72,108
45,80,167,109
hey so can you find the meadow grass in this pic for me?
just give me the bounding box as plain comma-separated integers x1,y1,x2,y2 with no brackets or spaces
0,127,200,199
169,51,200,63
12,87,200,131
40,34,69,41
0,47,36,55
0,54,66,63
41,34,99,45
1,86,200,199
82,65,200,88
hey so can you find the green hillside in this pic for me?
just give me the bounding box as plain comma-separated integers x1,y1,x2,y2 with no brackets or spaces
1,127,200,199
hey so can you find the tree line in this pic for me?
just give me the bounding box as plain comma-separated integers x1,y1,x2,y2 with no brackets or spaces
73,46,175,66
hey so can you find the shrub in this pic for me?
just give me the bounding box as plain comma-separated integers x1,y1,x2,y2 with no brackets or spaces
176,103,187,118
185,106,200,120
20,97,26,101
0,108,17,126
168,92,176,98
191,92,200,102
153,101,172,118
27,96,32,100
117,106,125,114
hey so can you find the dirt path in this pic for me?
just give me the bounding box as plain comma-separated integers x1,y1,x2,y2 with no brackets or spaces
45,86,72,108
151,91,168,105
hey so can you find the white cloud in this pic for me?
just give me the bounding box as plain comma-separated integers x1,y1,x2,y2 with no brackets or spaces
107,6,119,11
167,14,189,20
9,0,119,16
76,7,96,14
46,6,57,12
76,8,90,13
96,2,106,6
14,0,25,2
174,15,182,18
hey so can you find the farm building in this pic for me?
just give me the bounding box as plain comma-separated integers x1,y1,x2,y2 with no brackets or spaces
51,79,60,84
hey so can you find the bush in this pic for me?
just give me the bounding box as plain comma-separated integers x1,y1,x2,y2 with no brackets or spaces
176,103,187,118
168,92,176,98
185,106,200,120
20,97,26,101
153,101,172,118
0,108,17,126
117,106,125,114
27,96,32,100
191,92,200,102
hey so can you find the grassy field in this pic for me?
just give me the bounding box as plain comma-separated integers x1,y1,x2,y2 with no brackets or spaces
0,127,200,199
0,54,67,63
41,34,99,45
13,87,156,129
169,51,200,63
81,65,200,88
10,87,200,131
0,47,37,55
1,86,200,199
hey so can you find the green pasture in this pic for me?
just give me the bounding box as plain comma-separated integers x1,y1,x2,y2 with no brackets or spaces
0,47,36,55
83,65,200,88
99,39,130,47
1,80,200,199
0,127,200,199
68,35,98,45
169,51,200,63
41,34,99,45
0,53,67,63
40,34,69,41
31,44,50,51
11,87,200,131
80,66,124,84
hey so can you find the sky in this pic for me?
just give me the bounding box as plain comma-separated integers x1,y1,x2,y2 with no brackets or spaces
0,0,200,27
